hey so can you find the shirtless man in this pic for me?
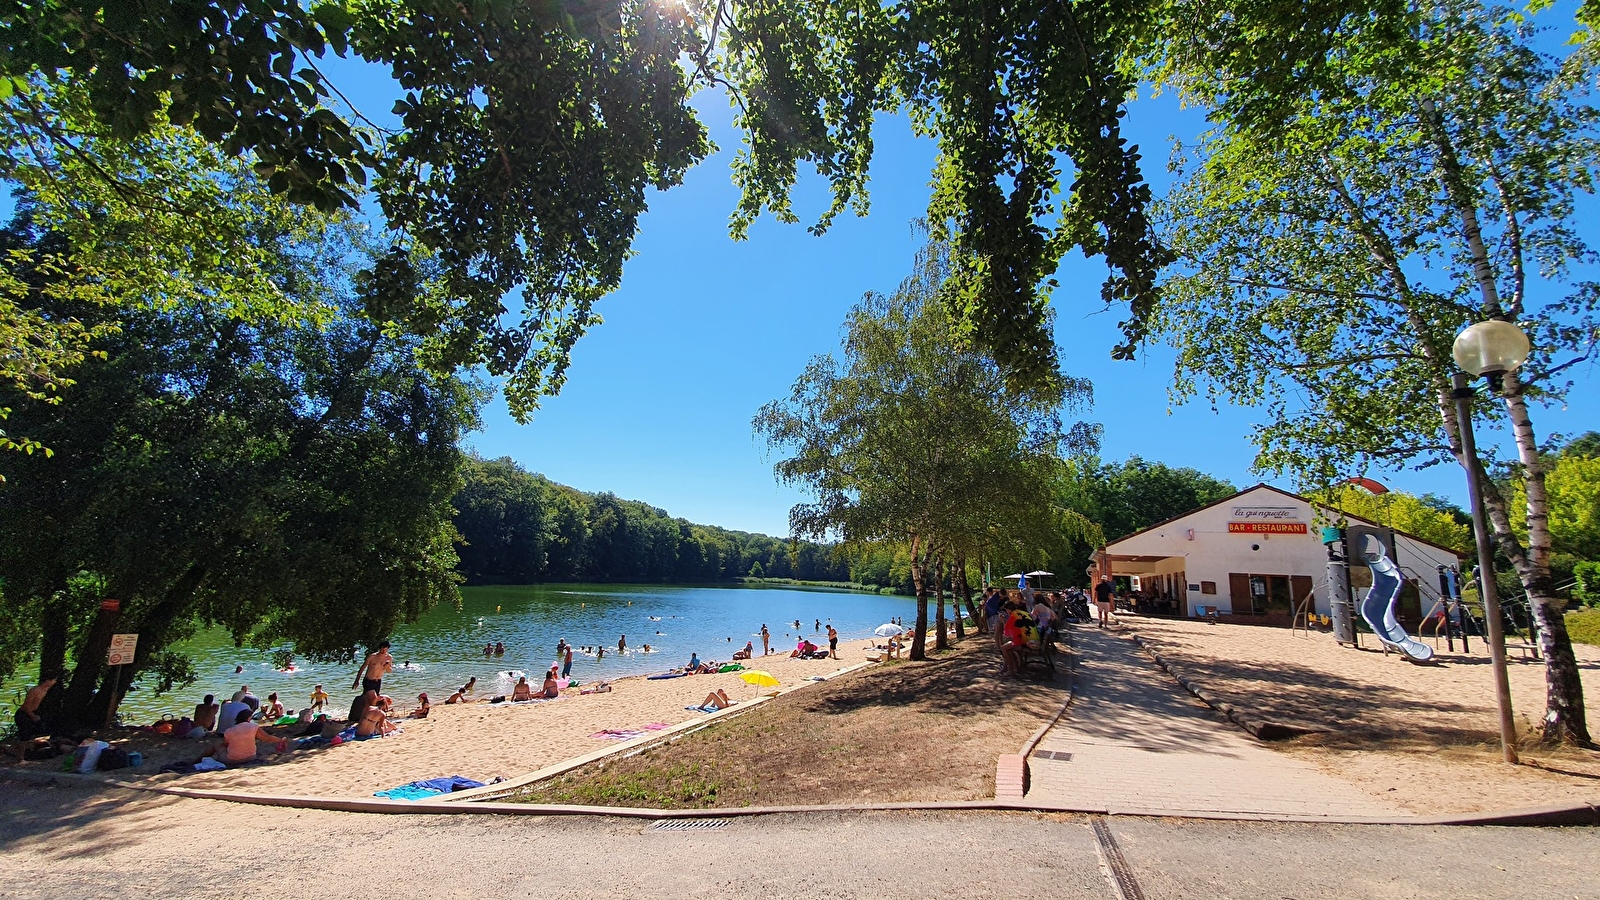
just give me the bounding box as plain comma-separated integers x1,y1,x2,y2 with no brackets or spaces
14,675,56,739
352,640,394,694
193,694,220,733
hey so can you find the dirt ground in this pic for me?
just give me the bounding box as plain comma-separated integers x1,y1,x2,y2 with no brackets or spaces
1117,615,1600,814
516,636,1069,809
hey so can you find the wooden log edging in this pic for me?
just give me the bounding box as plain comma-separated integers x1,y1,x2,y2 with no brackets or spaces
1128,632,1326,741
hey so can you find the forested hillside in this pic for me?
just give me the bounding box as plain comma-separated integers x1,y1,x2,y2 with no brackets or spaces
454,457,853,585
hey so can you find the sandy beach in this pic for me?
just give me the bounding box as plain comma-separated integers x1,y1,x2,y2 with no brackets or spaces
1117,615,1600,813
113,637,891,799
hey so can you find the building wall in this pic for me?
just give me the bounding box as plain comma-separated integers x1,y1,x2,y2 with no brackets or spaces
1108,487,1461,618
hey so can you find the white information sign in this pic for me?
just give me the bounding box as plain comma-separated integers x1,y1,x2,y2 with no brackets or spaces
107,633,139,666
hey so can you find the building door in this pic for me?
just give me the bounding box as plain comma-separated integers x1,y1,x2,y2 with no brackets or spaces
1290,575,1314,614
1228,573,1251,612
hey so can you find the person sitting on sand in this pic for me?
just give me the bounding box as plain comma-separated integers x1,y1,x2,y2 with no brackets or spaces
232,685,260,711
346,690,370,725
193,694,220,734
203,708,286,766
444,688,467,704
262,692,286,720
354,698,395,739
512,677,533,702
407,693,431,719
13,674,56,740
687,652,701,672
541,669,559,699
700,689,733,711
732,641,753,661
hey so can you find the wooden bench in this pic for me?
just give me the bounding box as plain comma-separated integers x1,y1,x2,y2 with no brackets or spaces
1016,639,1057,677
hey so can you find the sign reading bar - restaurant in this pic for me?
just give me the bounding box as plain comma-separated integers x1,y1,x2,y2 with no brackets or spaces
1228,522,1309,534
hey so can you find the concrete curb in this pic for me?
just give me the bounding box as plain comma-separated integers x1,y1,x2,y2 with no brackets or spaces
9,768,1595,827
1128,632,1326,741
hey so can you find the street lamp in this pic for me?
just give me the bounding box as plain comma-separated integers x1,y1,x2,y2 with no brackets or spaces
1450,319,1529,765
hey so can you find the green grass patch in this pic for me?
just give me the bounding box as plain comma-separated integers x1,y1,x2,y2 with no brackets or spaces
525,756,742,809
1566,608,1600,646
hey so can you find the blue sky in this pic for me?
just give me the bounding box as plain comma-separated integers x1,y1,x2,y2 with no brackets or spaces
324,32,1598,538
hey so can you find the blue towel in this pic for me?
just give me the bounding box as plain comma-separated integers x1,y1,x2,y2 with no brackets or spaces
411,775,485,793
375,784,444,801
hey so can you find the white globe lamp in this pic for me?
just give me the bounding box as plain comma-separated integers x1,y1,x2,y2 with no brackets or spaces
1452,320,1530,378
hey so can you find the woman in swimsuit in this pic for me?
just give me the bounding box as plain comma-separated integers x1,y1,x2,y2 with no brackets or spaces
354,703,393,738
541,670,559,699
511,677,533,702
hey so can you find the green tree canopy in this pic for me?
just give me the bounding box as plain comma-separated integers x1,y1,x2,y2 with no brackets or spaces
755,236,1096,658
0,200,482,731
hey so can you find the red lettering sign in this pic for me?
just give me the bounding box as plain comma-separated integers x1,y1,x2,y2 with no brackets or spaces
1228,522,1308,534
100,599,120,611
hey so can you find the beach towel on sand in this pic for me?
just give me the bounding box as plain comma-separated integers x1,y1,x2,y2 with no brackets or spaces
375,775,484,800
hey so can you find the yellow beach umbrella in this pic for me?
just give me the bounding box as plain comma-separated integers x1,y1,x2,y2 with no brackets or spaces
739,669,780,698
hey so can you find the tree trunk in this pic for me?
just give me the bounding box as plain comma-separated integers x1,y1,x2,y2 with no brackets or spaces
953,556,970,641
934,552,950,651
55,598,123,735
908,536,930,660
1499,372,1591,745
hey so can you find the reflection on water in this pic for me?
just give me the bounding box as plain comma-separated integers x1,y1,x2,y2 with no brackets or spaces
92,583,918,722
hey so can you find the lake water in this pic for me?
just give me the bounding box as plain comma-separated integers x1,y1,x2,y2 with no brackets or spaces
104,583,919,722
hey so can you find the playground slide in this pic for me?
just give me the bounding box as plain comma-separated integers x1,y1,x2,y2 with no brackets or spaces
1357,534,1435,663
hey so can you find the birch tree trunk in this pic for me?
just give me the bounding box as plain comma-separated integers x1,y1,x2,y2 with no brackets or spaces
1419,101,1590,747
1499,372,1591,745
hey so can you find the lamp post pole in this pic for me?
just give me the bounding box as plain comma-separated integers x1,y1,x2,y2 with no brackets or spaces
1449,370,1519,764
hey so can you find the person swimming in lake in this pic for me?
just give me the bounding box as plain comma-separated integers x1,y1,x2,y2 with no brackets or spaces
483,642,493,657
618,634,627,653
493,641,505,657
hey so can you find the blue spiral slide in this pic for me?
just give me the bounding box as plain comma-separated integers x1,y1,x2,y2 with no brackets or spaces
1357,534,1434,663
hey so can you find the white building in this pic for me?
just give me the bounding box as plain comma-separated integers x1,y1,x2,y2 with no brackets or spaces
1101,484,1463,624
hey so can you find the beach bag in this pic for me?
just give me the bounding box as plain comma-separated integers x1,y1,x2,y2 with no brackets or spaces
96,747,130,771
74,740,110,773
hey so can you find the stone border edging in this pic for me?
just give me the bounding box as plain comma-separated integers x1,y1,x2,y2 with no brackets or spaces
998,627,1081,800
1128,632,1326,741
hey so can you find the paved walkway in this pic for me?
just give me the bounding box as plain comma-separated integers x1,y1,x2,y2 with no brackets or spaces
1027,626,1399,817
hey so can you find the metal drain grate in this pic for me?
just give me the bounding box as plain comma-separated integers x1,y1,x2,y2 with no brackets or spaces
647,818,732,832
1032,750,1073,761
